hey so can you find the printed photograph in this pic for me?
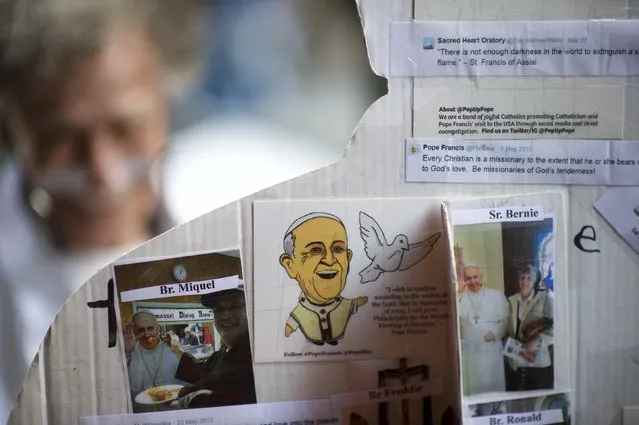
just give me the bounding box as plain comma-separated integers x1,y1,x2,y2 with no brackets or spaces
453,217,556,396
468,392,570,424
253,198,451,363
112,249,256,413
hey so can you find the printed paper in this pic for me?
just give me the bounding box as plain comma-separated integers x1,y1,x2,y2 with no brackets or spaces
112,249,256,413
454,216,556,395
79,400,339,425
406,138,639,185
331,379,443,409
252,199,452,363
335,357,458,425
120,275,239,302
594,187,639,254
390,20,639,77
468,409,563,425
445,194,569,399
502,337,542,366
451,207,545,226
466,393,570,425
413,83,623,140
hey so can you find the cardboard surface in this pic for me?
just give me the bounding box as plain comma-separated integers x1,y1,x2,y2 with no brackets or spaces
7,0,639,424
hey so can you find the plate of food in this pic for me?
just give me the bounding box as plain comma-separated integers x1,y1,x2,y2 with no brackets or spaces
135,385,183,405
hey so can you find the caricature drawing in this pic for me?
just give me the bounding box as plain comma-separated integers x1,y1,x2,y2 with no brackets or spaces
279,212,368,346
359,211,441,284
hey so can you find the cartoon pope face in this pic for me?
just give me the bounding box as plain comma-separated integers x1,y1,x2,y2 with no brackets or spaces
279,214,352,303
279,212,367,346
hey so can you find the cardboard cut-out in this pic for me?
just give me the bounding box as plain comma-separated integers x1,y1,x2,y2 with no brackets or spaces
9,0,639,424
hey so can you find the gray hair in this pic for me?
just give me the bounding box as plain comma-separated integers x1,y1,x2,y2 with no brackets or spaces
517,264,539,281
283,212,344,257
462,263,482,277
131,311,158,327
0,0,206,106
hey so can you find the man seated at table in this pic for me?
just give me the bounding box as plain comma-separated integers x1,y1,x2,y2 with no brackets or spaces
168,285,256,408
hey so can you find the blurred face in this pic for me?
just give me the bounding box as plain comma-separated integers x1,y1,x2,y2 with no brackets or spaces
463,267,482,293
280,217,353,304
518,272,535,299
133,314,160,350
212,294,248,348
10,28,168,248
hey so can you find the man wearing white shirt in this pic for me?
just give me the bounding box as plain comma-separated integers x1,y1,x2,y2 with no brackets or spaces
124,312,187,412
458,264,510,395
0,1,203,422
506,264,554,391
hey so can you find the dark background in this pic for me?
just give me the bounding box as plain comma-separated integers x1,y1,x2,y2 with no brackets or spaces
501,218,554,297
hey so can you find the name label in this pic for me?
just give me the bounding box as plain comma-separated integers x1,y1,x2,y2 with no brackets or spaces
467,410,564,425
451,206,545,225
331,379,443,409
120,275,240,302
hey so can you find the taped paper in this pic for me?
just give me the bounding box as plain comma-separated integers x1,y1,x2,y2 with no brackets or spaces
119,275,240,302
594,187,639,254
406,138,639,185
330,379,443,409
79,400,339,425
450,206,545,226
390,20,639,77
467,409,564,425
465,392,571,424
112,250,255,414
252,199,451,363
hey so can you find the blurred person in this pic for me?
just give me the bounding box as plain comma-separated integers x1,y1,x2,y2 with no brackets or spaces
458,264,510,395
506,265,554,391
183,327,200,346
124,312,187,412
167,286,256,409
154,0,387,223
0,0,204,421
210,0,385,151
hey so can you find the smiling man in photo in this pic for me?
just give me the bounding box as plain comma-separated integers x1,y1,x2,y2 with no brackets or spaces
279,212,368,346
167,285,256,409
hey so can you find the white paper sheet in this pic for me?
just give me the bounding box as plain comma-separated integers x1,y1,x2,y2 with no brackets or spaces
593,187,639,254
252,199,452,363
390,20,639,77
451,206,545,225
413,83,624,141
406,138,639,185
119,275,240,302
79,400,339,425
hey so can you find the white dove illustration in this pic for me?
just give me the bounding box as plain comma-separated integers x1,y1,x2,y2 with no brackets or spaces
358,211,441,284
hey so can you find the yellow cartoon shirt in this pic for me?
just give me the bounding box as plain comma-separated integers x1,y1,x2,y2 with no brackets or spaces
286,295,358,344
